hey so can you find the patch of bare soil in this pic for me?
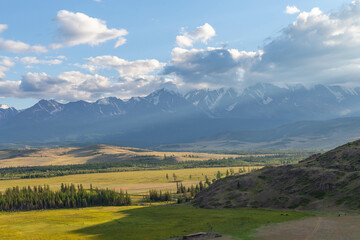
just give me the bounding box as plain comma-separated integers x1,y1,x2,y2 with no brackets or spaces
255,215,360,240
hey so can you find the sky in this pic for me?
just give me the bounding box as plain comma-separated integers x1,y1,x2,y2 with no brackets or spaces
0,0,356,109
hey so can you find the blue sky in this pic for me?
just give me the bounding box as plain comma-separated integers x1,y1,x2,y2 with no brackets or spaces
0,0,356,109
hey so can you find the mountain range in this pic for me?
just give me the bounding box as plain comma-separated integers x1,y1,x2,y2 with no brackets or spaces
2,83,360,149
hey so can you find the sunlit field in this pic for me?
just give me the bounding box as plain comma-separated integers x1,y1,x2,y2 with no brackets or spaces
0,145,275,168
0,166,260,194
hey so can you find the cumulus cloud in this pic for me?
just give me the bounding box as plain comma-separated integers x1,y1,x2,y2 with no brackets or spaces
77,55,172,98
164,47,262,89
176,23,216,47
51,10,128,49
166,1,360,89
0,56,14,79
285,6,300,15
15,71,114,101
0,70,174,101
20,56,63,66
247,1,360,86
0,24,47,54
83,55,164,77
0,80,19,96
0,39,47,54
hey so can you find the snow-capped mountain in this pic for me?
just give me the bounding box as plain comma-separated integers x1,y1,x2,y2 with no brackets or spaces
4,83,360,123
2,83,360,147
185,83,360,120
184,88,238,117
0,104,18,122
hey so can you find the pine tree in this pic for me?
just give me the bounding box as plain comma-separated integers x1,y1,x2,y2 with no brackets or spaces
216,171,222,179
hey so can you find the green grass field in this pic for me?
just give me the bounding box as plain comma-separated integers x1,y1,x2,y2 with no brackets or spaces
0,204,314,240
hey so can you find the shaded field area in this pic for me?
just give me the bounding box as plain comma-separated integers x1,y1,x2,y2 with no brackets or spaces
0,167,259,194
255,215,360,240
0,204,312,240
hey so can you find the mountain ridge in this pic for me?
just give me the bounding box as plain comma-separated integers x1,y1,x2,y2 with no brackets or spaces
2,83,360,148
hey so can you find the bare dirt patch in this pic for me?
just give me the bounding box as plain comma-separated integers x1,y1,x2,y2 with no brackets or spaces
255,215,360,240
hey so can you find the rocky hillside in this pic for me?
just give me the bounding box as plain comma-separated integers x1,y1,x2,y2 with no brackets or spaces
193,140,360,210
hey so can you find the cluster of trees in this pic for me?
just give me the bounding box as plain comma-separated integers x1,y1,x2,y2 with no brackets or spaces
0,184,131,211
143,179,212,204
176,180,208,203
146,190,172,202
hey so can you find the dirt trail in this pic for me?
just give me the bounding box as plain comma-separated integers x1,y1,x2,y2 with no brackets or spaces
255,216,360,240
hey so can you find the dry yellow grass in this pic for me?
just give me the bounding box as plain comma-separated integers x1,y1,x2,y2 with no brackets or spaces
0,144,275,168
0,166,261,194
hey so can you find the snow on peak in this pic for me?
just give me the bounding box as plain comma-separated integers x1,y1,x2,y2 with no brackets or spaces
226,102,237,111
0,104,9,109
263,97,273,105
97,98,111,105
152,95,160,105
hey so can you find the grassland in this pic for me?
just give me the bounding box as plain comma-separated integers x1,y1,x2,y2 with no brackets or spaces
0,204,313,240
0,146,316,239
0,145,271,168
0,166,260,194
0,144,308,168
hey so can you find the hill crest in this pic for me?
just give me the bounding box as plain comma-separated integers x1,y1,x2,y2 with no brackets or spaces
193,139,360,210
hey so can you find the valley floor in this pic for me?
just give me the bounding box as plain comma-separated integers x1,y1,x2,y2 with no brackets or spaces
0,204,311,240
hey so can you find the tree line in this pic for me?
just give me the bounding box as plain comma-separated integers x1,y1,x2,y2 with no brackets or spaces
0,156,290,180
0,184,131,211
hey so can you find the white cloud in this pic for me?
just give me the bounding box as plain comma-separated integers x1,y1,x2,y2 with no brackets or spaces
0,80,20,97
176,23,216,47
0,69,174,102
166,1,360,89
0,56,14,67
20,56,63,66
0,66,9,79
51,10,128,49
247,1,360,86
0,25,47,54
0,39,47,54
0,24,7,33
0,56,14,79
83,55,164,77
164,47,261,89
285,6,300,15
16,71,113,101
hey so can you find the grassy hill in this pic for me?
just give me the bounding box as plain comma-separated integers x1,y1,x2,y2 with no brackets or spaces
193,139,360,210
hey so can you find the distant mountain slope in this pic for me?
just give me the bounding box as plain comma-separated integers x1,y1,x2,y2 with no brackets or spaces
193,139,360,210
185,83,360,120
2,83,360,148
0,104,18,122
159,117,360,151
